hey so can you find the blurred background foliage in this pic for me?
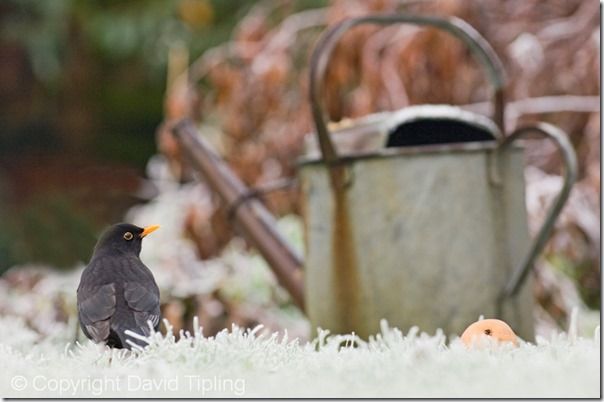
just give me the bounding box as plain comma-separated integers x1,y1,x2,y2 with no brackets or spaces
0,0,326,270
0,0,599,338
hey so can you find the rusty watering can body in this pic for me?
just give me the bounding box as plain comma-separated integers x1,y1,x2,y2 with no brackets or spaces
173,14,577,342
300,15,577,340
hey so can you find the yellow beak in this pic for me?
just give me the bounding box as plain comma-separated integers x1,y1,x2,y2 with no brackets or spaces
140,225,160,238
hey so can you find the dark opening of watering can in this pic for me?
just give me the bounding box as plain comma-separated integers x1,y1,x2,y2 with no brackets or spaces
386,118,496,147
384,105,501,148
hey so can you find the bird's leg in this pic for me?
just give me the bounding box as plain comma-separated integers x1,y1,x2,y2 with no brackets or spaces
73,318,81,345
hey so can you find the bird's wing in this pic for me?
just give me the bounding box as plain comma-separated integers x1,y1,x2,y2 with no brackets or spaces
123,282,161,336
77,283,116,343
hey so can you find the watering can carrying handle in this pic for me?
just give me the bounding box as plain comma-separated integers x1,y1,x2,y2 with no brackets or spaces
498,123,578,299
309,14,507,166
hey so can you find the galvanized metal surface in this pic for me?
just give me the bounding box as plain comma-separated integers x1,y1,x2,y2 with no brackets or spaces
304,14,524,338
301,147,536,340
171,120,575,341
169,15,577,343
301,13,576,341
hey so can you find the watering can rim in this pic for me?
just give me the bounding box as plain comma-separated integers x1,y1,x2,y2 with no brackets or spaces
299,104,507,166
298,138,522,167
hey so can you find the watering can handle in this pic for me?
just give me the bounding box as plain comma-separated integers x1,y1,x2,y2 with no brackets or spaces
309,14,506,166
498,123,578,299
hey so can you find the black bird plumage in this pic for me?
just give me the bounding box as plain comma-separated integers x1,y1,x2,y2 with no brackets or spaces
77,223,161,349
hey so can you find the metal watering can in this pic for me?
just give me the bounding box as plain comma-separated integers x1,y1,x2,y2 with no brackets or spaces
173,14,577,341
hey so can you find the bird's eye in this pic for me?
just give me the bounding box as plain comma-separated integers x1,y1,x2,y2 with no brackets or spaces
123,232,134,241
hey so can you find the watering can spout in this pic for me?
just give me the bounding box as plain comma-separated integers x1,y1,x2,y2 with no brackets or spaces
171,119,305,311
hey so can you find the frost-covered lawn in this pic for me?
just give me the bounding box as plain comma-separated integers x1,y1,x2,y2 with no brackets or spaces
0,315,599,398
1,159,599,398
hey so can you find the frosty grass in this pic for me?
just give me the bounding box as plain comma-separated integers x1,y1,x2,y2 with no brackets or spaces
0,313,600,398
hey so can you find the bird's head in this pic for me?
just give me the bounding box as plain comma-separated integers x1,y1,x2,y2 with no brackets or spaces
93,223,160,257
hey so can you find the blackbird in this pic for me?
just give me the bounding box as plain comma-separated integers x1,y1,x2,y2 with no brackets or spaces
77,223,161,349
